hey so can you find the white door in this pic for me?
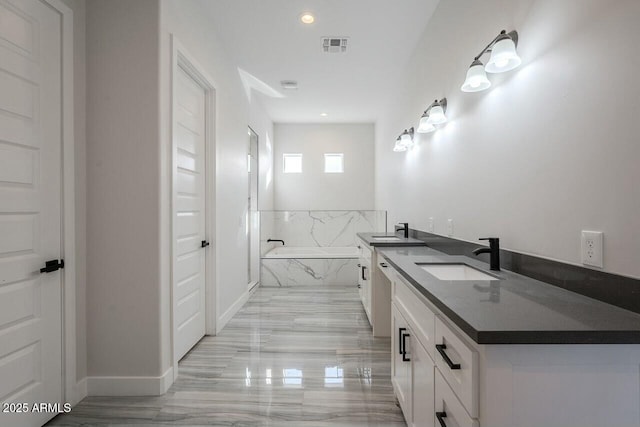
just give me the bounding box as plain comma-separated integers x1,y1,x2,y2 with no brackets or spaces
173,65,207,361
0,0,63,426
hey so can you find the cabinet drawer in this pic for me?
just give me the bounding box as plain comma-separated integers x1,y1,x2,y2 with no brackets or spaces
394,274,436,361
435,370,478,427
377,257,396,282
434,317,478,418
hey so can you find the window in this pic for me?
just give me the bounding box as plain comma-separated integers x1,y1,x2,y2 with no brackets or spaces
324,153,344,173
283,153,302,173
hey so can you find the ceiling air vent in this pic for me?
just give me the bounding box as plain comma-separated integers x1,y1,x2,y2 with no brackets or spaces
280,80,298,90
322,37,349,54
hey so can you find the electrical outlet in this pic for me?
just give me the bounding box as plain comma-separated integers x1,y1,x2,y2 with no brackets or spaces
447,219,454,236
581,231,603,268
428,217,434,233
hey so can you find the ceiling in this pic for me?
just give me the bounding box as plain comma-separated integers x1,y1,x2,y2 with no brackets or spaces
201,0,440,123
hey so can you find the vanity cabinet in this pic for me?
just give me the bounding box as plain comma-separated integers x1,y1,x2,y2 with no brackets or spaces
357,239,372,323
356,237,393,335
387,256,640,427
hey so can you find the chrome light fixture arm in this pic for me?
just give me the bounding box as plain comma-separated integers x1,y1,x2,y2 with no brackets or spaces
473,30,519,62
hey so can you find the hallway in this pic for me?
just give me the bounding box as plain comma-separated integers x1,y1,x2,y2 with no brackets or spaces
47,285,405,426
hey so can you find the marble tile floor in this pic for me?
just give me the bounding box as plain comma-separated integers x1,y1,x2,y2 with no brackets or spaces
47,285,406,426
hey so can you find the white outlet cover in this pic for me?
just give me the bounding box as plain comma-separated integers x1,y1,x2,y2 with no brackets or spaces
581,230,603,268
428,217,434,232
447,219,454,236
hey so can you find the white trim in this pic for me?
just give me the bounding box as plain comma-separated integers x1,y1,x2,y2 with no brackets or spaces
170,36,218,380
216,286,257,334
44,0,77,409
71,378,87,406
87,367,174,397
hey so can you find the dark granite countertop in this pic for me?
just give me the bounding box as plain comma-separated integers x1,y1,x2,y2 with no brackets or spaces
379,246,640,344
357,232,427,247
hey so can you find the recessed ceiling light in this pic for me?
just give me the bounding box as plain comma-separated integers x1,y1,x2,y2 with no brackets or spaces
300,13,315,24
320,113,328,117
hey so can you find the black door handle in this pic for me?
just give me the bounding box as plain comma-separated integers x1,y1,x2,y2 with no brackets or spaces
436,344,461,370
402,332,410,362
40,259,64,273
201,240,210,248
398,327,406,355
436,411,447,427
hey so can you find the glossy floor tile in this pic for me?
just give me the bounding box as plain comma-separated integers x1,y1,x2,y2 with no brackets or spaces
47,285,405,426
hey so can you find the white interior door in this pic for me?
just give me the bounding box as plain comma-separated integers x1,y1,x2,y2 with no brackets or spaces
173,65,207,361
0,0,63,426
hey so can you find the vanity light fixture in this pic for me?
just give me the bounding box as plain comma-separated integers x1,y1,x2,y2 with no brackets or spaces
393,136,406,152
399,127,415,149
461,30,521,92
418,98,448,133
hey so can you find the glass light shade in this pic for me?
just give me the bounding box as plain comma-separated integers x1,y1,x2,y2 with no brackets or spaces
417,115,435,133
393,138,406,152
461,62,491,92
426,105,447,125
400,133,413,148
485,38,521,73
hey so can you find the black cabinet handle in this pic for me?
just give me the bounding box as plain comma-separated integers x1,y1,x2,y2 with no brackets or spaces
402,332,411,362
436,411,447,427
436,344,461,370
40,259,64,273
380,262,388,268
361,265,367,281
201,240,210,248
398,327,406,355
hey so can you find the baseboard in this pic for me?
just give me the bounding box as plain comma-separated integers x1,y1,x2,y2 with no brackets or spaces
216,286,257,333
71,378,87,406
87,367,174,396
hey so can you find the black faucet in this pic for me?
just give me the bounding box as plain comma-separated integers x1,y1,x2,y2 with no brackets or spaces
472,237,500,271
267,239,285,245
396,223,409,239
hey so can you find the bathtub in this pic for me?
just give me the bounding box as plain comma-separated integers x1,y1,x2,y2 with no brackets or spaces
263,246,359,259
261,246,359,287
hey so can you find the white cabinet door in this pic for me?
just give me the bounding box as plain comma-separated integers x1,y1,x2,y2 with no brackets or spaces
0,1,63,425
412,339,435,427
173,66,207,360
392,304,412,423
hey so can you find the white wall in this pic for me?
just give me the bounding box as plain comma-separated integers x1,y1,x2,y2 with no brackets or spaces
86,0,163,378
274,123,375,210
375,0,640,279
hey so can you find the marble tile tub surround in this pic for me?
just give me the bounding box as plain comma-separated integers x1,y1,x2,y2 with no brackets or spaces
47,285,405,426
405,228,640,315
261,258,358,287
380,246,640,344
261,210,387,255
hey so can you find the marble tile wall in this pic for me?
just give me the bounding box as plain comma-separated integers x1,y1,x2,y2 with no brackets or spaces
261,211,387,255
261,258,359,287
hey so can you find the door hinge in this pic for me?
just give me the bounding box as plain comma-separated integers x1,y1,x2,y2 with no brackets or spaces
201,240,210,248
40,259,64,273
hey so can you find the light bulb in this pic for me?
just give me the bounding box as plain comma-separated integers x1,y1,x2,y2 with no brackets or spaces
461,61,491,92
486,37,521,73
417,116,435,133
426,105,447,125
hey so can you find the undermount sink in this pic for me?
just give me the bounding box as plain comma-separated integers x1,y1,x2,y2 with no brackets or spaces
371,236,402,241
417,263,499,281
